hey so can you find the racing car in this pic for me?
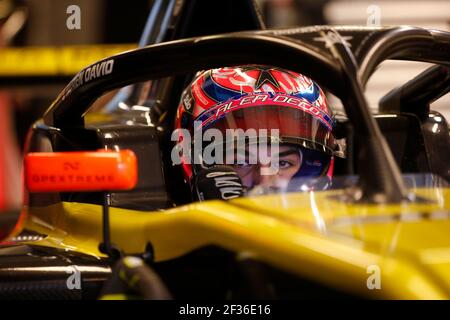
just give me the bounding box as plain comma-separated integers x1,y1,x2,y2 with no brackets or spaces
0,0,449,300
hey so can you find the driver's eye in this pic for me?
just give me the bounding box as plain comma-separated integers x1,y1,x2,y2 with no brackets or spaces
276,160,293,169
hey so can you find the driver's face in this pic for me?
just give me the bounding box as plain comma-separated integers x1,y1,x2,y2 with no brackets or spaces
226,144,302,190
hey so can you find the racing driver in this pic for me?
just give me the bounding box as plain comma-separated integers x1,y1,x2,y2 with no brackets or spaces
174,65,336,197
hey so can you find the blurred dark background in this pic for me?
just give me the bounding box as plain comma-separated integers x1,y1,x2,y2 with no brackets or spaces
16,0,150,46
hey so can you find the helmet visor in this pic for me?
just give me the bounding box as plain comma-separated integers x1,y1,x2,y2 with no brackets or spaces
195,96,335,154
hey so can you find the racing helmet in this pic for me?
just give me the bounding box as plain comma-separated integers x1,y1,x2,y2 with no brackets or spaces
174,65,336,195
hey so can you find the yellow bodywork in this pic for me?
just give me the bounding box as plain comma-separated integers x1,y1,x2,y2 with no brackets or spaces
0,44,136,76
22,187,450,299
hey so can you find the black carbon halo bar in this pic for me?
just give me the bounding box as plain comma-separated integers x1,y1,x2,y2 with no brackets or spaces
43,33,343,127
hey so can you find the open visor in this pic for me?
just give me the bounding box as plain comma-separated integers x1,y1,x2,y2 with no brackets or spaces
194,97,336,156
